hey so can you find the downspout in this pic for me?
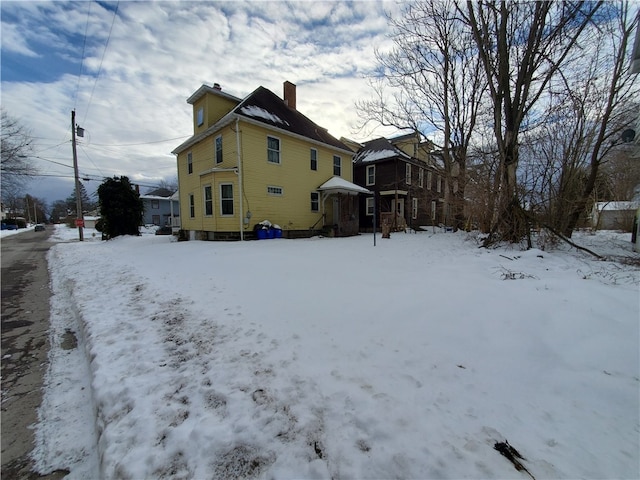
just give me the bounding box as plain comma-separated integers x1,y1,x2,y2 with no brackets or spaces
236,118,244,241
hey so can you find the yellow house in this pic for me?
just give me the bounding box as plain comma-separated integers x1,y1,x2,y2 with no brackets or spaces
172,81,368,240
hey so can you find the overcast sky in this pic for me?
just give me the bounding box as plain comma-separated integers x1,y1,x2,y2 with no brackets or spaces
1,0,402,206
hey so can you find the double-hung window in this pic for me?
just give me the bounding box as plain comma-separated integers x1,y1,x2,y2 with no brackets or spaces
437,176,442,193
366,197,374,216
406,163,412,185
151,199,159,209
419,168,424,188
187,152,193,174
366,165,375,186
427,171,432,190
189,194,195,218
310,148,317,171
333,155,341,176
215,135,223,164
412,198,418,219
267,136,281,164
310,192,319,212
220,184,234,215
204,185,213,216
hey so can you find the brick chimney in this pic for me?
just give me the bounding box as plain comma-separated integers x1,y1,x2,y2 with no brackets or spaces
283,81,296,109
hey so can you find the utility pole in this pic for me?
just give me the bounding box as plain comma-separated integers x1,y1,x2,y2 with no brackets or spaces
71,110,84,241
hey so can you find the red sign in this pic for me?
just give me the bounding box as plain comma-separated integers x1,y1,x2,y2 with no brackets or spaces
75,219,84,227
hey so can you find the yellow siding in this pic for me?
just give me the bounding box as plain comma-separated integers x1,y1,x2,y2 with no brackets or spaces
178,118,353,234
192,95,238,134
239,123,352,232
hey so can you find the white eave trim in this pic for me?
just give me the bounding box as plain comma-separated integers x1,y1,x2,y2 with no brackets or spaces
379,190,408,196
199,167,238,176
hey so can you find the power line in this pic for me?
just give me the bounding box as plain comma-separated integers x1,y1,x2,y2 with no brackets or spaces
82,1,120,125
88,135,191,147
73,1,92,111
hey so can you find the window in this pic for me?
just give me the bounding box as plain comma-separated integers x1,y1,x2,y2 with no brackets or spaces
151,199,159,209
333,155,341,176
427,171,432,190
187,152,193,174
366,165,375,186
152,215,160,225
215,135,223,164
406,163,412,185
366,197,375,216
412,198,418,219
431,200,436,220
437,175,442,193
189,194,195,218
204,185,213,216
310,192,319,212
310,148,317,171
267,186,283,196
220,184,234,215
197,107,204,126
267,136,280,164
419,168,424,188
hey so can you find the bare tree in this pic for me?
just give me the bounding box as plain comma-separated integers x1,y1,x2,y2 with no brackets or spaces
357,0,486,230
1,109,37,197
560,2,639,236
460,0,604,242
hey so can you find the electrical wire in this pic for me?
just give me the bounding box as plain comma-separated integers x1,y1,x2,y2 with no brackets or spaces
82,1,120,125
73,0,92,111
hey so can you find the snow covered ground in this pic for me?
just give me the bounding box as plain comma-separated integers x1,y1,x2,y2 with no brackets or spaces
32,225,639,479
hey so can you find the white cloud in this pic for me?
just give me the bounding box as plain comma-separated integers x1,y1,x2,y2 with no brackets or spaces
1,1,400,205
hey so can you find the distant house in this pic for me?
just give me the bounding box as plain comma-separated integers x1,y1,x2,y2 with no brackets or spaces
172,81,365,240
141,191,179,227
591,201,639,231
352,134,444,232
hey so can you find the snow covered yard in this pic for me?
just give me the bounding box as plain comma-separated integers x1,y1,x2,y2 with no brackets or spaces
34,226,639,479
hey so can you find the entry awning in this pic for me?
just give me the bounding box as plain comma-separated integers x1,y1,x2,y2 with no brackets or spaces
317,176,371,195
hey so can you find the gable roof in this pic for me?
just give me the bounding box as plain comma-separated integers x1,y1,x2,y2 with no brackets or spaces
173,85,353,155
318,176,371,195
234,87,350,151
353,137,411,165
144,187,175,198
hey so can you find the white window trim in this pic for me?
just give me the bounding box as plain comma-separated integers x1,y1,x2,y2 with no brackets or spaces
267,185,283,196
267,135,281,164
203,184,213,217
333,155,342,176
310,191,320,212
310,148,318,171
187,152,193,175
219,183,234,216
419,168,424,188
197,107,204,126
406,163,412,185
431,200,436,220
366,197,375,216
366,165,375,186
427,171,432,190
189,193,195,218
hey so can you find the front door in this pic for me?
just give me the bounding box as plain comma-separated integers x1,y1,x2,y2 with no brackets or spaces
391,198,404,218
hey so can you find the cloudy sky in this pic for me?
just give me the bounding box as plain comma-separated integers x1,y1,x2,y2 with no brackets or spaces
1,0,403,205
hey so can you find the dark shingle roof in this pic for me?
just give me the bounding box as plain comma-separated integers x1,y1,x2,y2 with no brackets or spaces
353,137,411,165
234,87,351,152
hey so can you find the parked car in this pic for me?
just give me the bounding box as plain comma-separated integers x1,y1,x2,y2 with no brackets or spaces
34,224,46,231
155,225,173,235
